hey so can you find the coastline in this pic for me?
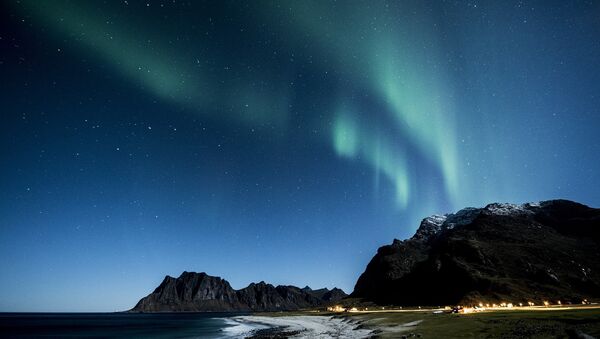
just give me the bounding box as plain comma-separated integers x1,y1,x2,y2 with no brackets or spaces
221,314,373,338
219,305,600,338
3,307,599,337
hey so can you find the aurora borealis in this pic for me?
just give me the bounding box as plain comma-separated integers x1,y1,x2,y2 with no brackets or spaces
1,1,599,311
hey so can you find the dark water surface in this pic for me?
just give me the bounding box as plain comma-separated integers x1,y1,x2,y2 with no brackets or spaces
0,312,247,338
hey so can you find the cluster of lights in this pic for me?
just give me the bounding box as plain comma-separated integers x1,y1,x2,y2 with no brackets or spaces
327,305,346,312
328,298,592,314
455,298,591,313
327,305,361,312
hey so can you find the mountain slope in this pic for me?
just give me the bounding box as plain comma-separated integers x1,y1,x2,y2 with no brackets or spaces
352,200,600,306
131,272,346,312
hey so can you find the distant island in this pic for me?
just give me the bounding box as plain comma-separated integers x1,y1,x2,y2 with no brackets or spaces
131,199,599,312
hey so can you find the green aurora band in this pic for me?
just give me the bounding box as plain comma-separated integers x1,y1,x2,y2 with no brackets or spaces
18,0,462,211
17,1,291,128
270,2,460,208
333,110,410,208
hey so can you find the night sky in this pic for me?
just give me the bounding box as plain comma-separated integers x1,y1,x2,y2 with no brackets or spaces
1,1,599,312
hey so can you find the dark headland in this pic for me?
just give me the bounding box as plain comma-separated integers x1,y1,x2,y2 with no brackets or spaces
130,271,346,312
352,199,600,307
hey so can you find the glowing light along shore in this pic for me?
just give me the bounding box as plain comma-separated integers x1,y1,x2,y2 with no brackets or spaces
327,299,596,314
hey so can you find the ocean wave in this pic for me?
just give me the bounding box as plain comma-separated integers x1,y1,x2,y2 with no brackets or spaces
218,317,270,338
219,315,373,339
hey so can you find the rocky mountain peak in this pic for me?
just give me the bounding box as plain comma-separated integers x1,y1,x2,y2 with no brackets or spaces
410,200,570,243
131,272,346,312
412,214,447,241
482,202,536,216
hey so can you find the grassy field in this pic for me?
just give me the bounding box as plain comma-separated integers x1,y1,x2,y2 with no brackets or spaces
345,307,600,338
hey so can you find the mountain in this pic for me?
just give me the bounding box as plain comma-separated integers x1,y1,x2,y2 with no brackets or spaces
130,271,346,312
352,200,600,306
300,286,347,302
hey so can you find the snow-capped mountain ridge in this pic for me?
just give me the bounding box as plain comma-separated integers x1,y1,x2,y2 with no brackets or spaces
413,201,553,241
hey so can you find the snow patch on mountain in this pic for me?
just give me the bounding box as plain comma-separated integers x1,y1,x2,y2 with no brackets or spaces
413,201,547,241
483,202,536,216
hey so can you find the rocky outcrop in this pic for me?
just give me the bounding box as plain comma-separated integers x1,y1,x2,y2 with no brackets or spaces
352,200,600,306
131,272,244,312
300,286,346,302
131,272,346,312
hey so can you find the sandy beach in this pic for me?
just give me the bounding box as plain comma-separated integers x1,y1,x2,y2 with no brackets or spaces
222,315,374,338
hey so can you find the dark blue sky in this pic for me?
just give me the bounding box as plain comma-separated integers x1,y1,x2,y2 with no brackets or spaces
1,0,599,311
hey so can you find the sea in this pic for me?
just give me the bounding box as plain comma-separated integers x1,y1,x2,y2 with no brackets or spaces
0,313,264,338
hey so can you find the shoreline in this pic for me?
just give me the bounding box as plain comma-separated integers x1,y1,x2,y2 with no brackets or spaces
219,305,600,338
221,314,374,338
